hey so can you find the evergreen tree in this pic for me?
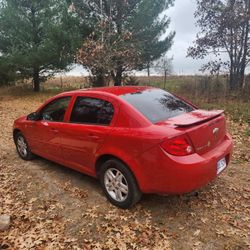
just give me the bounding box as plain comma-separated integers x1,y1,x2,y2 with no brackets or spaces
0,56,17,85
74,0,175,86
0,0,87,91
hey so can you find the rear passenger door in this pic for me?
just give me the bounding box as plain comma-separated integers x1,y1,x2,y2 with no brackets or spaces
60,95,117,175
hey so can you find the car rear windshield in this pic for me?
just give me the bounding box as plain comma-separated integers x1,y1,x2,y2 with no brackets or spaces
120,89,195,123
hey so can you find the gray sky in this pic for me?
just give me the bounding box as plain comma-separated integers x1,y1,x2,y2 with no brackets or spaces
166,0,204,74
67,0,207,76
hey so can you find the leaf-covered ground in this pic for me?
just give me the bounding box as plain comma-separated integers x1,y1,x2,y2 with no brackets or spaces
0,89,249,249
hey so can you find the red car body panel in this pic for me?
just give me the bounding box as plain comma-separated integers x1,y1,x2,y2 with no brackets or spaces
13,86,233,194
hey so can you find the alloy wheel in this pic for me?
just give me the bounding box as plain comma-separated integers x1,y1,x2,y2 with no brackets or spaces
17,135,28,158
104,168,129,202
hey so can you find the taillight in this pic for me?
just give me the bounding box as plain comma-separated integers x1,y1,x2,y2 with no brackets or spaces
161,135,195,156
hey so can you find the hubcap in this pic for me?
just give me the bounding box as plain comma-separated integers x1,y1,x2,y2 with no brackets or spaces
104,168,129,202
17,136,28,157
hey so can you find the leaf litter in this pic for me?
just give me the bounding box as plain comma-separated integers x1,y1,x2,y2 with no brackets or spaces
0,91,249,249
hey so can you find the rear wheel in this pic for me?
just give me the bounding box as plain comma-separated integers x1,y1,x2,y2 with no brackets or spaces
99,159,142,208
14,132,35,160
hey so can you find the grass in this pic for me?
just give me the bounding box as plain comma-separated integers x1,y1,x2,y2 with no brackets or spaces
2,75,250,125
192,99,250,124
165,82,250,124
138,75,250,125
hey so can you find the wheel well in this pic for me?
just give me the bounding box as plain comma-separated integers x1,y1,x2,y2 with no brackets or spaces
95,154,129,177
95,154,114,177
95,154,142,192
13,129,21,140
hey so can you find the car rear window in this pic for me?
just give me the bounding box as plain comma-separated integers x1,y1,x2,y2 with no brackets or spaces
120,89,194,123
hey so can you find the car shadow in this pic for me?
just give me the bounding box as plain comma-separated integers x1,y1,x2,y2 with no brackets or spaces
31,156,206,214
32,156,102,194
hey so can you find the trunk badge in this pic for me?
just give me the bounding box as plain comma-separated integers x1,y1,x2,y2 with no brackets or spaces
197,140,211,151
213,128,219,136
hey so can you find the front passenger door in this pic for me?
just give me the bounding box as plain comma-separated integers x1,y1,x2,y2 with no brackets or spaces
28,96,71,161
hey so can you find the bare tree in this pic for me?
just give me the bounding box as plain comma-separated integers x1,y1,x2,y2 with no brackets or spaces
154,55,173,89
188,0,250,90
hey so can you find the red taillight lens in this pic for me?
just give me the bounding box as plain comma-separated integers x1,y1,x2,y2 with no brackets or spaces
161,135,195,156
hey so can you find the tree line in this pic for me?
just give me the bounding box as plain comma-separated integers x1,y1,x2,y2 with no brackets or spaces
0,0,174,91
0,0,249,92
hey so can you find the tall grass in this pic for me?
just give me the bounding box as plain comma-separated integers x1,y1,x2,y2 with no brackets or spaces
2,74,249,124
137,75,250,124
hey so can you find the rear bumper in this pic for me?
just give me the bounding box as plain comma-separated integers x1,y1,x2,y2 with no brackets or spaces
138,133,233,194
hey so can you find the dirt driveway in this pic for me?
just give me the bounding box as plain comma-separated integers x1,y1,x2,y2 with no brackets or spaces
0,91,249,249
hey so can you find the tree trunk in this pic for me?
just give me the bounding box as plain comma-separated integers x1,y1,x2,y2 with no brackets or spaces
114,7,123,87
33,67,40,92
240,72,246,89
238,62,246,89
229,63,240,90
93,74,105,87
239,4,249,89
147,63,151,86
164,70,167,89
114,66,123,86
229,67,234,90
147,63,150,77
90,67,106,87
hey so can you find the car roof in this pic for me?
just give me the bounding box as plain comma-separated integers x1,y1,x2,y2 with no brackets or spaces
65,86,155,97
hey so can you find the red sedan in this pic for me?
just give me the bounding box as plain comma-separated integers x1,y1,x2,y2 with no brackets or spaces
13,87,233,208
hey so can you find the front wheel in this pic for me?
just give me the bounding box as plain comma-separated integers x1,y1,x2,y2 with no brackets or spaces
14,132,35,160
99,159,142,209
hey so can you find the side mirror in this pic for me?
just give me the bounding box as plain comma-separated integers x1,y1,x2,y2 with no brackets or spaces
27,112,40,121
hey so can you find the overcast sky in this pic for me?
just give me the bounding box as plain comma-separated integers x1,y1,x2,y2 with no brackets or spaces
67,0,209,76
166,0,204,74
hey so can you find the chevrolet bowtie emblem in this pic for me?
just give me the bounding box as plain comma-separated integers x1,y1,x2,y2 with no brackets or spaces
213,128,219,136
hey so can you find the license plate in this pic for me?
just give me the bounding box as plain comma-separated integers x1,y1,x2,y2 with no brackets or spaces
217,157,227,175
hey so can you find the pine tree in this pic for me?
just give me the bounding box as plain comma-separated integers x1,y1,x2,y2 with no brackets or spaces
0,57,17,85
0,0,87,91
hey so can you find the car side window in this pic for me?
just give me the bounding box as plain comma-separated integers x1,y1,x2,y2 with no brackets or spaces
40,96,71,122
70,97,114,125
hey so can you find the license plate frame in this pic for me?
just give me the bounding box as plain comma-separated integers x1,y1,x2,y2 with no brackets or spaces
217,157,227,175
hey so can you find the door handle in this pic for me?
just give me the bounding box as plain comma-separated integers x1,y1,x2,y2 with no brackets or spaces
51,128,59,133
88,134,100,140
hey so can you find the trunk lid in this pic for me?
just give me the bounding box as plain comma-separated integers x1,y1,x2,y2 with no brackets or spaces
156,110,226,154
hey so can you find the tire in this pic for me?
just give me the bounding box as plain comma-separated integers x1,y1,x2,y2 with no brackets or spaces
14,132,35,160
99,159,142,209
